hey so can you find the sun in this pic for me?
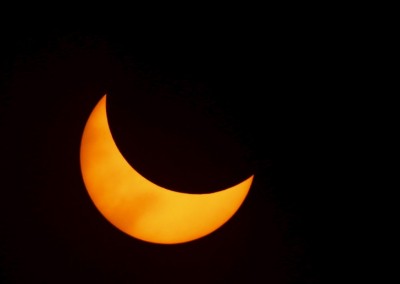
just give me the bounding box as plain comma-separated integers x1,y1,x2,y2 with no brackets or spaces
80,95,253,244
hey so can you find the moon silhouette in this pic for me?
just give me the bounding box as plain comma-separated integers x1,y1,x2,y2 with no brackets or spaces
80,95,254,244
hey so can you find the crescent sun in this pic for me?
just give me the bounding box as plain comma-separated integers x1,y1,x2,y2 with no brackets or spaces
80,95,254,244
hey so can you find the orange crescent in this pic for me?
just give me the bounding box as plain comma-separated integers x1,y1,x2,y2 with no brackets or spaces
80,95,254,244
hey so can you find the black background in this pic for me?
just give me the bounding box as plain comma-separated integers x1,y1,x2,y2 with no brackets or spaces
0,14,346,283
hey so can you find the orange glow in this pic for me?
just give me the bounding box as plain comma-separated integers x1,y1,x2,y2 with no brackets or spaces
80,95,253,244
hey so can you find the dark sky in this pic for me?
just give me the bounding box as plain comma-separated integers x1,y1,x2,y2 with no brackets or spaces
0,18,344,283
